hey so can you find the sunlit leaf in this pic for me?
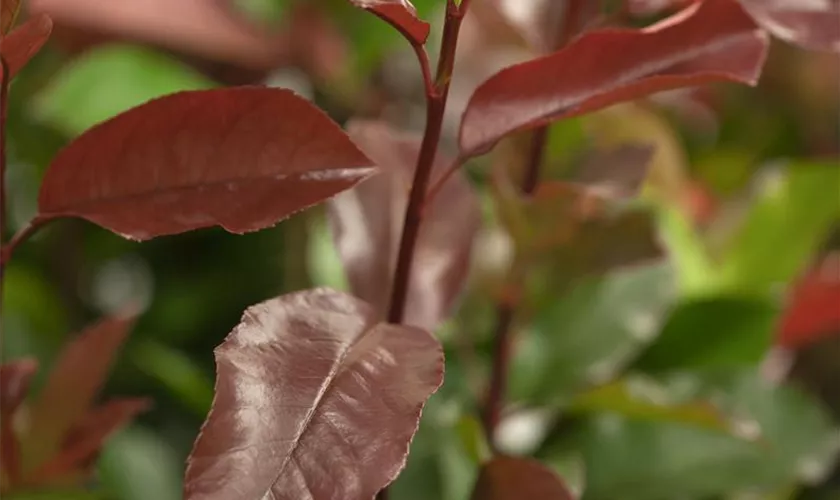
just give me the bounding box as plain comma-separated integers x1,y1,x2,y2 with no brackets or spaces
184,287,444,500
327,120,480,330
469,456,575,500
34,44,216,136
38,87,376,241
459,0,768,157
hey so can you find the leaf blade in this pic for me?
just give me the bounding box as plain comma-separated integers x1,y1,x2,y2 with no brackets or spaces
349,0,431,45
739,0,840,52
1,13,52,79
469,456,575,500
184,287,444,500
458,0,769,157
38,87,376,240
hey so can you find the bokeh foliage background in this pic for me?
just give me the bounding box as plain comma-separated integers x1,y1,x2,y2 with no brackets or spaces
3,0,840,499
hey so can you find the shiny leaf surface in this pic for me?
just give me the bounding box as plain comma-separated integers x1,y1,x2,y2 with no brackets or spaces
184,288,444,500
459,0,769,157
327,120,480,330
349,0,430,45
38,87,376,241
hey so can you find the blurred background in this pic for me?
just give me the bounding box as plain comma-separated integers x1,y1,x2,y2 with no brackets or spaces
3,0,839,499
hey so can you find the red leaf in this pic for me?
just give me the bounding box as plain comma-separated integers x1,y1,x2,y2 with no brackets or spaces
38,87,376,241
739,0,840,52
24,316,134,468
458,0,769,157
0,13,52,79
349,0,430,45
0,359,38,484
327,120,480,330
778,256,840,349
30,398,150,483
1,0,22,34
185,288,444,500
469,456,576,500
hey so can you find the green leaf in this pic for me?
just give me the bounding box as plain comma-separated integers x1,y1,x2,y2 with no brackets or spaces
633,296,781,374
34,45,216,136
657,206,718,297
510,262,675,404
718,161,840,293
97,426,182,500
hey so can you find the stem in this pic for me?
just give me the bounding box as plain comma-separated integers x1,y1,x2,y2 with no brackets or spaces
1,58,8,244
386,0,468,325
378,3,470,499
0,217,51,274
480,0,586,449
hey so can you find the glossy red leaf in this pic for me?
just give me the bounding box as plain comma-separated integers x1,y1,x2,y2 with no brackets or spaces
24,315,134,468
458,0,769,157
185,287,444,500
349,0,430,45
1,0,22,34
469,456,576,500
38,87,375,241
0,359,38,483
327,120,480,330
30,398,150,482
739,0,840,52
0,13,52,79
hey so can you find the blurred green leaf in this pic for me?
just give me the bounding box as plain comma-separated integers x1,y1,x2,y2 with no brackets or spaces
542,370,838,500
718,161,840,293
6,490,108,500
34,45,216,136
307,210,350,292
568,377,732,434
97,426,182,500
130,339,214,417
510,262,675,404
633,297,781,374
456,415,491,465
657,207,718,297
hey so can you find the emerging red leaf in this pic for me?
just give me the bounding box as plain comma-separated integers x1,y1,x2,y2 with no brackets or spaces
38,87,376,241
185,288,444,500
29,398,150,483
349,0,430,45
739,0,840,52
469,456,576,500
1,0,22,34
458,0,769,157
0,359,37,417
328,120,480,331
0,13,52,79
24,315,134,468
778,255,840,349
0,359,38,484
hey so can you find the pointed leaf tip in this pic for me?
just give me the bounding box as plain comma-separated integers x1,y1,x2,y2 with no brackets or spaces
1,13,53,80
38,87,376,240
349,0,431,45
185,287,444,500
458,0,769,157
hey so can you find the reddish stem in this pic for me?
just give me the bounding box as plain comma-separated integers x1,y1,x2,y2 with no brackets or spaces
480,0,586,449
378,2,470,499
0,59,8,247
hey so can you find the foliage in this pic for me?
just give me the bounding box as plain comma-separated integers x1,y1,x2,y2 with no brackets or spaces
1,0,839,499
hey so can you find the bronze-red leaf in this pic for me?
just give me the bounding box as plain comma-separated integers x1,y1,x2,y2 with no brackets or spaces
1,0,22,34
38,87,376,241
349,0,430,45
0,13,52,79
328,120,480,330
458,0,769,157
24,315,134,468
184,287,444,500
469,456,576,500
0,359,38,484
739,0,840,52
